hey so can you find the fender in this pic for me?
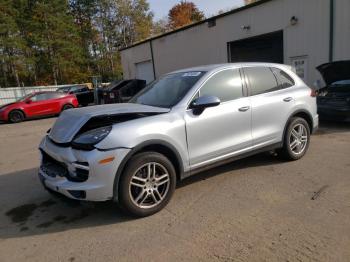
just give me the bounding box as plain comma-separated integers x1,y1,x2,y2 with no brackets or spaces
112,139,185,202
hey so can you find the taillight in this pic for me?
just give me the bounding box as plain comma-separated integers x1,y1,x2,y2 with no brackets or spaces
310,89,317,97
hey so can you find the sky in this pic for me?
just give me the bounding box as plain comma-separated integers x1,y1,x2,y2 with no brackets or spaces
148,0,245,20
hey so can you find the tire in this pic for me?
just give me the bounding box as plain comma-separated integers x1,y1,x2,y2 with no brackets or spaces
119,152,176,217
8,110,24,123
279,117,311,160
62,104,74,111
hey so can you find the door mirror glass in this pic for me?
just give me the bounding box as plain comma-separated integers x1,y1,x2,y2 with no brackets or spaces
190,95,220,110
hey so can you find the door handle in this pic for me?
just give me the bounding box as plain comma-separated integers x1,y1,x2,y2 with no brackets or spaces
238,106,250,112
283,97,293,102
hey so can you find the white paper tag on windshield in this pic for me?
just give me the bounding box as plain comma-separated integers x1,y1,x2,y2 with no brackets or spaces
182,72,202,77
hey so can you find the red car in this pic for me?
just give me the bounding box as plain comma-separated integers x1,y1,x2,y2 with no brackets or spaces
0,91,78,123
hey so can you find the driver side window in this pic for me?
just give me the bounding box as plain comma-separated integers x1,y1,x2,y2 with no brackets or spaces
199,69,243,102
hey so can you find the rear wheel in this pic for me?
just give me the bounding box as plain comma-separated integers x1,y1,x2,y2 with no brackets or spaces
62,104,74,111
279,117,310,160
119,152,176,217
8,110,24,123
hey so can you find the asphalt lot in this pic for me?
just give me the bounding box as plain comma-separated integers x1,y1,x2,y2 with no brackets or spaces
0,117,349,262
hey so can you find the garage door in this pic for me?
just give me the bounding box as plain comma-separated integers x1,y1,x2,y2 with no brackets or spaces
228,31,283,63
135,60,154,84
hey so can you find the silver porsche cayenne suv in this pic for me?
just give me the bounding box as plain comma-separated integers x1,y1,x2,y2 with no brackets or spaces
39,63,319,217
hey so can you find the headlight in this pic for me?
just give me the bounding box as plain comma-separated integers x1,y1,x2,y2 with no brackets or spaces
72,126,112,150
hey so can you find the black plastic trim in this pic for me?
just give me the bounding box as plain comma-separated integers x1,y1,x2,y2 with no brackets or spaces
185,142,282,178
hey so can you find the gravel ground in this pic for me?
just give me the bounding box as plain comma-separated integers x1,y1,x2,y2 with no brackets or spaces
0,117,349,262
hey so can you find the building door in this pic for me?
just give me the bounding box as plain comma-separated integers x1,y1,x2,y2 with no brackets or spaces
135,60,154,84
228,31,283,63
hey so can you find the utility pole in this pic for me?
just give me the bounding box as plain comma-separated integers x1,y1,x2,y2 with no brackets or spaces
92,76,101,105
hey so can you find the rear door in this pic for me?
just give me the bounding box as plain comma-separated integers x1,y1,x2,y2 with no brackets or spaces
243,66,296,147
185,68,252,168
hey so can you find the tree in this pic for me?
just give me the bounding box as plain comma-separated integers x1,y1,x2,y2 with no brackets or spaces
151,18,169,36
69,0,99,76
27,0,86,85
0,0,28,87
168,1,205,29
94,0,153,80
0,0,154,87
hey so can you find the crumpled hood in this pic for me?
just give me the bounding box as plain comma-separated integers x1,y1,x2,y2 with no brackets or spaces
49,103,170,144
317,60,350,85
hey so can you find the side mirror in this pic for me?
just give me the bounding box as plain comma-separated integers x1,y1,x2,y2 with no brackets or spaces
190,95,220,114
25,99,32,104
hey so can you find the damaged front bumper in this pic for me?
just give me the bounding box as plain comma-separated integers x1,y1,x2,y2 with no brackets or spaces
38,136,130,201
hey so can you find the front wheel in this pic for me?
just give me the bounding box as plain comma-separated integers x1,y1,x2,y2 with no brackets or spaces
119,152,176,217
279,117,310,160
8,110,24,123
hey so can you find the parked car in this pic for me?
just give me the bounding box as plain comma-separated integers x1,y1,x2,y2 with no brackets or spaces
38,63,318,217
102,79,146,104
0,91,78,123
316,60,350,122
57,85,94,106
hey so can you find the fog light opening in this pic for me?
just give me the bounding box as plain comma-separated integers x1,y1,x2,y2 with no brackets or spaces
68,190,86,199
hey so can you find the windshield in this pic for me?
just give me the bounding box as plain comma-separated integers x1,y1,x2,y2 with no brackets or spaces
130,71,205,108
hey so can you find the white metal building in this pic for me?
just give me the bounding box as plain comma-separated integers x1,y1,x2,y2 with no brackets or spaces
120,0,350,86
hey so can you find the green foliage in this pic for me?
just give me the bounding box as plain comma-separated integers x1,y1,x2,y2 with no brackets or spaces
0,0,154,87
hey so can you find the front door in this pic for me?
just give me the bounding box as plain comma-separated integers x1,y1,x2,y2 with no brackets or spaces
26,93,58,116
184,68,252,169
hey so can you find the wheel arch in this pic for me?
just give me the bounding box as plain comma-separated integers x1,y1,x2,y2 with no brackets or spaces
61,103,74,111
8,108,26,119
113,140,185,202
282,109,313,146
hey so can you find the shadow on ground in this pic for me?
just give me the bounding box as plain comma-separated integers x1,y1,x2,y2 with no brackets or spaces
0,152,283,239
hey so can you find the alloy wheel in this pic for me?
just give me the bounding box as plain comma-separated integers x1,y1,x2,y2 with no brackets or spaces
289,123,308,155
10,111,23,123
129,162,170,209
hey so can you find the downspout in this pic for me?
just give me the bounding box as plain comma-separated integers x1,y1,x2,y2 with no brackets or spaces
150,40,156,80
329,0,334,62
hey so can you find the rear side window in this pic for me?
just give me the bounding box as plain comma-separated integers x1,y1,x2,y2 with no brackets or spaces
200,69,243,102
244,67,279,96
45,93,63,99
31,93,48,101
271,68,295,89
